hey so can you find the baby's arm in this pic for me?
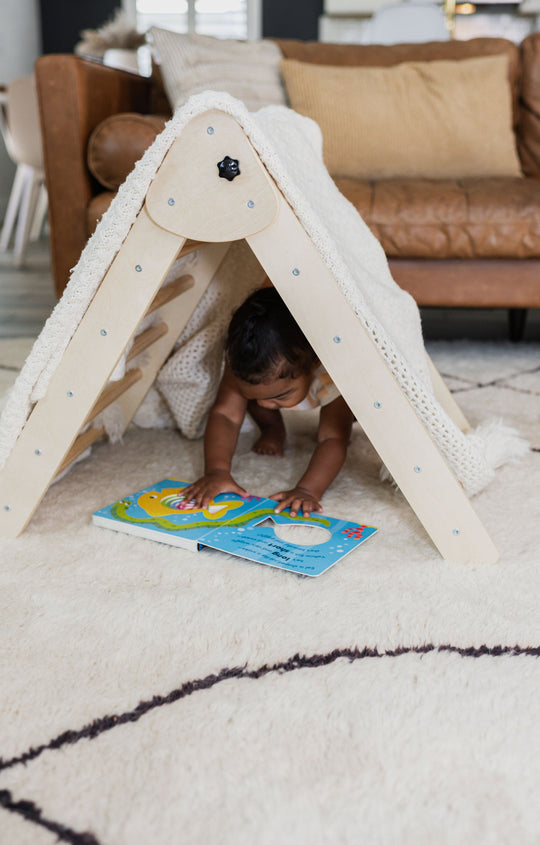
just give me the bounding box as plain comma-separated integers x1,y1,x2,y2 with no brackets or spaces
182,369,248,508
271,396,354,517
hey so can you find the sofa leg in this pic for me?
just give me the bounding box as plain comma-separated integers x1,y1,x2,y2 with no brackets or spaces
508,308,527,342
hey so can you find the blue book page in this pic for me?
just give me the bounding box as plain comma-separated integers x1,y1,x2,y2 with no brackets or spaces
92,479,269,547
201,508,378,577
93,479,378,574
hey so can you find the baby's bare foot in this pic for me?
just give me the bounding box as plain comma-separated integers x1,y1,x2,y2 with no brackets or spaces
252,429,285,456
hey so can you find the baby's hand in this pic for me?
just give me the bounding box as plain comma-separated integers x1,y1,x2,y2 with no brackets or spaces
182,471,247,510
270,487,323,519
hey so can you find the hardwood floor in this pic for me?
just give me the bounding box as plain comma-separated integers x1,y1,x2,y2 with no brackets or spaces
0,235,539,341
0,238,56,339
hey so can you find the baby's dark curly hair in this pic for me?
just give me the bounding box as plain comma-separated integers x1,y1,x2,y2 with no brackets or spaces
226,287,317,384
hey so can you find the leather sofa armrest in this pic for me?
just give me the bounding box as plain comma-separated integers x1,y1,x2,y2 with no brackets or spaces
35,55,154,297
519,33,540,179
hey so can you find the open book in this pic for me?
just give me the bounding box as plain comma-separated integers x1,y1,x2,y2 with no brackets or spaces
93,478,378,577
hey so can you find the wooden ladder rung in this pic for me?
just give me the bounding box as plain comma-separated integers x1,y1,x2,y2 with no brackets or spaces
146,274,195,316
56,426,106,477
127,322,169,363
84,367,143,426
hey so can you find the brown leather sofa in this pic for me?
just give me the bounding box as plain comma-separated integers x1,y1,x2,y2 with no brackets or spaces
35,35,540,338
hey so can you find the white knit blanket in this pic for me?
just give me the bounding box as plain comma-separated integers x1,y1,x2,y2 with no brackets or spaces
0,92,528,495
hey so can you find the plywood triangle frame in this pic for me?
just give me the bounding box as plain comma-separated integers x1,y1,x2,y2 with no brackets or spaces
0,109,498,564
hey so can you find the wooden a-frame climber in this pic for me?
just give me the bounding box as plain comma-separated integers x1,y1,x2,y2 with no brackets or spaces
0,109,498,564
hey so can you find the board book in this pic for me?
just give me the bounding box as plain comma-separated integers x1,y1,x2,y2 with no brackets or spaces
92,479,378,576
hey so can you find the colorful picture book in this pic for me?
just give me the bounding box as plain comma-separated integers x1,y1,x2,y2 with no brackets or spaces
92,479,378,577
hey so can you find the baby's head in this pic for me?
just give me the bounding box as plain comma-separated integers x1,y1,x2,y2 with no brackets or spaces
226,287,317,409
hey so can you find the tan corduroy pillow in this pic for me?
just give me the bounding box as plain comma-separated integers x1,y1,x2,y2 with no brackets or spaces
149,28,287,112
280,54,522,179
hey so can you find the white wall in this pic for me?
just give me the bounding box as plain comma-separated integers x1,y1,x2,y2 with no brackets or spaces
0,0,42,218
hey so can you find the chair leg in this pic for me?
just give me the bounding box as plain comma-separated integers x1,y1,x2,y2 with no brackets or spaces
508,308,528,342
13,167,40,267
29,182,48,242
0,164,26,252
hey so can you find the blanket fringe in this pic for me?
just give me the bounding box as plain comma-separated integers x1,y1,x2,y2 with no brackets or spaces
466,418,530,473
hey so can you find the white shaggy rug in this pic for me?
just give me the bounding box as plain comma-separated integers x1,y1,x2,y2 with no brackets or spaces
0,337,539,845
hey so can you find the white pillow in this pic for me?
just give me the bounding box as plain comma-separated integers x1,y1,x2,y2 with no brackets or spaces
149,28,287,112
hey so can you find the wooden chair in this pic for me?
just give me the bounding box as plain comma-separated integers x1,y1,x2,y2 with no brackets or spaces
0,76,48,265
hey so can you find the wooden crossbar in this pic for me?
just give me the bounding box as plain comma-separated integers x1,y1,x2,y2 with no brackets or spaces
57,426,105,477
127,323,169,362
145,275,195,316
84,368,143,426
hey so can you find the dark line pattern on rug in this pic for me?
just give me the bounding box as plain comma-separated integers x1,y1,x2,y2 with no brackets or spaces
1,644,539,776
0,789,100,845
441,364,540,396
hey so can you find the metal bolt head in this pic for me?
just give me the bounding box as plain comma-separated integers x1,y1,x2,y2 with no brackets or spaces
35,449,42,456
207,126,214,135
247,200,255,208
453,528,461,536
414,465,422,473
333,336,342,344
4,505,10,511
67,390,74,398
374,401,382,409
168,197,175,206
100,329,108,336
292,268,300,276
135,265,142,272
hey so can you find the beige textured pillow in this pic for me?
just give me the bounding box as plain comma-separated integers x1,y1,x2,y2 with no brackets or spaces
149,27,286,112
280,55,522,180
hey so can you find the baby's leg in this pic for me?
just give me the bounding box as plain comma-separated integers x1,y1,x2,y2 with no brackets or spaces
247,400,286,456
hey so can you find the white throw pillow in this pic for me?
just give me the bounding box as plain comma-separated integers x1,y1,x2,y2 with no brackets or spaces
148,28,287,112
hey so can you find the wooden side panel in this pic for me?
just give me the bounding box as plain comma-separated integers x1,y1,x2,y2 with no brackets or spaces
247,196,498,564
0,207,185,537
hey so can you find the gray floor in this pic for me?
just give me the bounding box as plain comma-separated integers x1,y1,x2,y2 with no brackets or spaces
0,238,57,339
0,237,539,342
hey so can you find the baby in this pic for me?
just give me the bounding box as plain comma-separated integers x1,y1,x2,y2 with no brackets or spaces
183,287,354,518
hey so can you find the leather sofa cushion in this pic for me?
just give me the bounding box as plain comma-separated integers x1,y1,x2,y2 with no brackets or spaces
87,113,167,190
88,177,540,260
335,176,540,258
518,34,540,177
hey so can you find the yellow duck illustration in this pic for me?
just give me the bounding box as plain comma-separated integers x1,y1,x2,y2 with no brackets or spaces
138,488,244,521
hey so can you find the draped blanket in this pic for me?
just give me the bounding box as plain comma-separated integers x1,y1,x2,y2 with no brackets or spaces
0,92,527,494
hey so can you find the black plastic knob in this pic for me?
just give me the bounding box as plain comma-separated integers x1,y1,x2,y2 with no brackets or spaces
217,156,241,181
